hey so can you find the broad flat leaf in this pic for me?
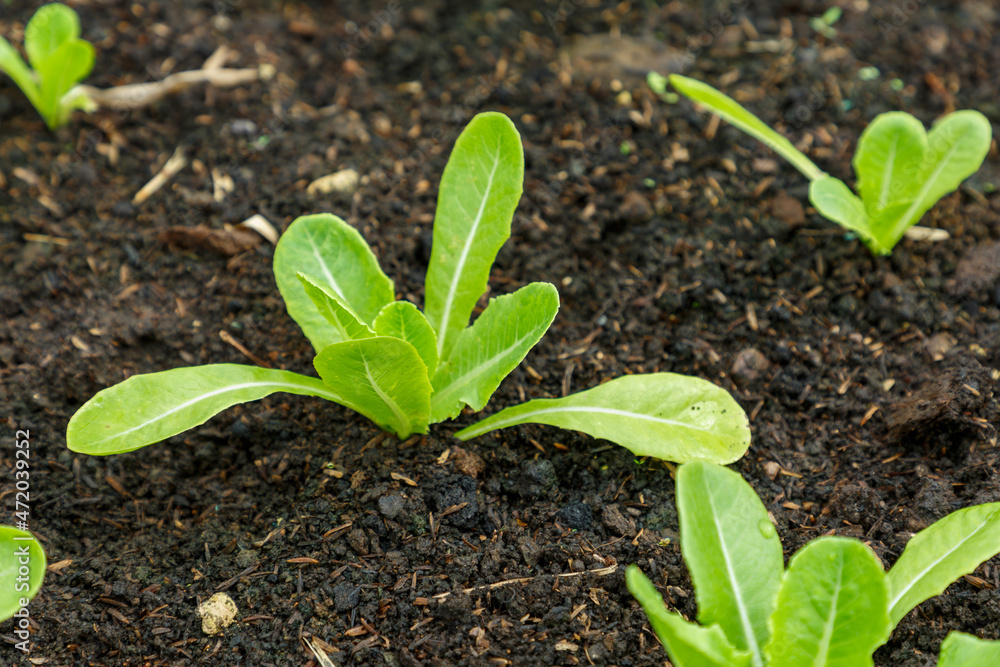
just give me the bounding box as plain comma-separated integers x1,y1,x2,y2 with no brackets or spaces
0,527,45,621
669,74,825,181
297,272,374,343
765,537,891,667
314,337,431,438
893,110,992,243
36,39,93,129
423,112,524,361
67,364,343,455
938,632,1000,667
808,176,884,251
853,112,926,213
885,502,1000,625
430,282,557,423
373,301,438,374
677,461,783,667
626,565,752,667
455,373,750,464
0,37,41,110
24,3,80,69
274,214,394,353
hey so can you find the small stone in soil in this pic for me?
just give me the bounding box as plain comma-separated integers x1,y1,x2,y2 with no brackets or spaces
378,493,406,520
770,191,806,227
617,190,653,223
731,347,770,384
229,119,258,136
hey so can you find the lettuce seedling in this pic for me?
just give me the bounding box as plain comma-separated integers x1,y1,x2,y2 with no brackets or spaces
667,74,992,255
0,3,96,129
627,461,1000,666
0,526,46,621
67,112,751,464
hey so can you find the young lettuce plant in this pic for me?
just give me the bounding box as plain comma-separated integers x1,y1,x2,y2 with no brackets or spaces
0,3,96,129
67,112,750,465
626,461,1000,666
666,74,992,255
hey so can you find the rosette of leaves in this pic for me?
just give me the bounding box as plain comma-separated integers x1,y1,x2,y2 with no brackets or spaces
67,113,750,465
0,3,96,129
627,461,1000,666
665,74,991,255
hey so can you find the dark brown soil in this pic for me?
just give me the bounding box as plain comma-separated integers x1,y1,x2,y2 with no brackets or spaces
2,1,999,665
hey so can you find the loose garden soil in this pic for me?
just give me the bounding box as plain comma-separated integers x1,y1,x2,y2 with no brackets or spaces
2,1,1000,665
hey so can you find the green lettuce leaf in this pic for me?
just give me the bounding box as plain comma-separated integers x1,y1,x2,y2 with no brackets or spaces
67,364,342,455
24,2,80,68
669,73,825,181
372,301,439,375
852,112,926,213
885,502,1000,625
297,272,374,343
765,537,892,667
35,38,94,128
430,282,558,423
938,632,1000,667
0,526,46,621
0,37,41,110
423,112,525,361
454,373,750,464
676,461,783,667
626,565,752,667
314,337,431,438
274,214,394,352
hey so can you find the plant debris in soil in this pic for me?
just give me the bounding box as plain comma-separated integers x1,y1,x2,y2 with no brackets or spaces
2,1,999,666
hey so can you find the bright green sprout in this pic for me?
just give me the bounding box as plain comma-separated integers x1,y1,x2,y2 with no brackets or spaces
646,71,679,103
0,3,96,129
627,461,1000,667
666,74,991,255
858,66,880,81
809,6,842,38
66,112,751,465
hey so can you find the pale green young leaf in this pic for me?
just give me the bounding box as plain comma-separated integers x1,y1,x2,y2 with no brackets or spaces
314,337,431,438
274,214,394,353
36,39,94,128
0,527,45,621
24,3,80,69
885,502,1000,626
372,301,438,375
455,373,750,464
424,112,525,361
808,176,883,252
626,565,752,667
430,282,557,423
853,112,926,212
938,632,1000,667
0,37,41,110
765,537,891,667
669,74,825,181
676,461,783,667
297,272,374,344
892,110,992,241
67,364,343,455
